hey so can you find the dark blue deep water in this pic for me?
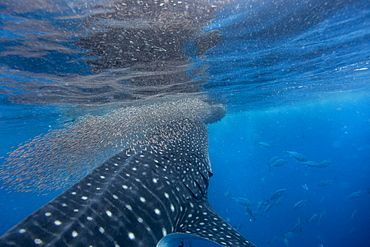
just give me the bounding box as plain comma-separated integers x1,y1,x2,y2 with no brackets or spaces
1,0,369,246
208,95,370,246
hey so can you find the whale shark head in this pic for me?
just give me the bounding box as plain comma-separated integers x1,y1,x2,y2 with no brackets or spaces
0,116,254,247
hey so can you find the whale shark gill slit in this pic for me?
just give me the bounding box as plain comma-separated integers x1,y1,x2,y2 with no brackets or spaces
0,118,255,247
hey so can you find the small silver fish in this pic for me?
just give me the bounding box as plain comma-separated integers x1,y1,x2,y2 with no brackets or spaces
256,141,273,148
233,197,253,207
301,184,309,191
317,177,338,186
291,218,305,233
307,213,319,223
293,198,309,210
245,205,256,222
257,200,269,210
269,158,288,168
349,190,367,199
265,203,274,213
318,208,328,222
270,189,287,201
285,151,308,162
351,208,358,219
301,160,331,168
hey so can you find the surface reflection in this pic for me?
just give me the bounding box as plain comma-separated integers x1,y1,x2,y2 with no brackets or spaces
0,0,227,105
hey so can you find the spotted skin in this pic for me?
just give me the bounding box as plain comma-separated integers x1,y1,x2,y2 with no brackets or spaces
0,119,254,247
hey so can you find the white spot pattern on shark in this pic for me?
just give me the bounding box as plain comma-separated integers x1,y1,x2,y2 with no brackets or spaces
0,119,254,247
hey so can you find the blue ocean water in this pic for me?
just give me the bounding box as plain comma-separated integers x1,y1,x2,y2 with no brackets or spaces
208,94,370,247
0,0,369,246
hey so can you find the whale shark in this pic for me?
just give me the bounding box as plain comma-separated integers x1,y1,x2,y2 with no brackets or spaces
0,117,255,246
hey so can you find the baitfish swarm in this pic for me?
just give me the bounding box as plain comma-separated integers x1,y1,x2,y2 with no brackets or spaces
0,97,225,193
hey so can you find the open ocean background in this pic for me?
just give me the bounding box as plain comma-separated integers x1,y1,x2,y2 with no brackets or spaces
1,0,369,246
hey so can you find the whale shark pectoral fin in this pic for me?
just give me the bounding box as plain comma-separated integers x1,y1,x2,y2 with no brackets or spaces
176,201,256,247
157,233,222,247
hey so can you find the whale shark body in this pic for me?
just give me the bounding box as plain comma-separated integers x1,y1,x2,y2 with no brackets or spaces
0,118,255,246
